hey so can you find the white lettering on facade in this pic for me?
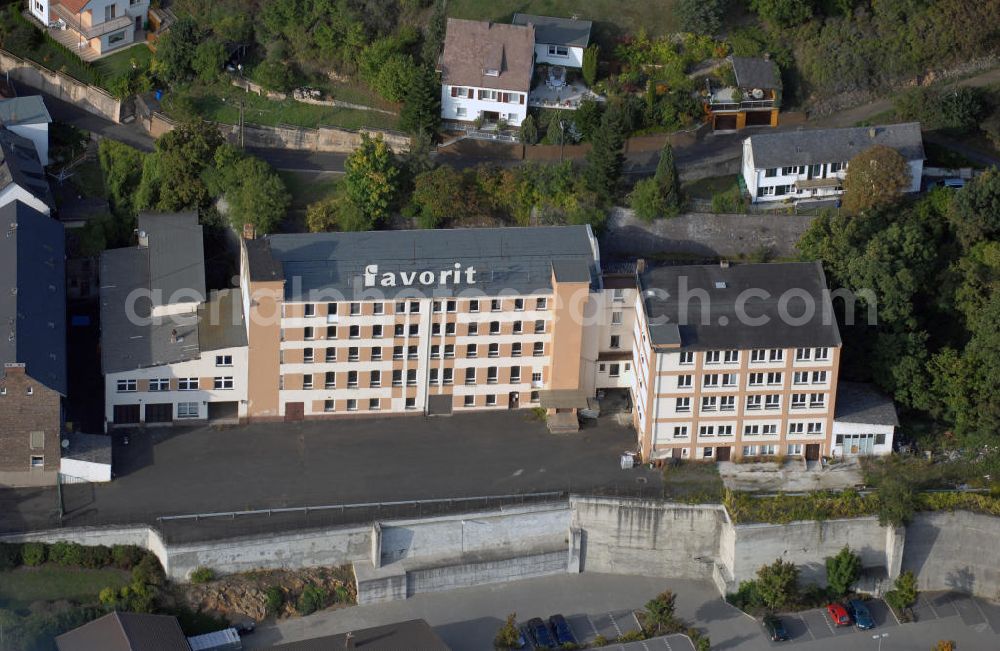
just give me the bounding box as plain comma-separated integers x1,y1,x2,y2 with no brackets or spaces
363,263,477,288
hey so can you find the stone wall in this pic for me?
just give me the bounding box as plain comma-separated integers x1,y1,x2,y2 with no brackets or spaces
903,511,1000,600
0,49,121,123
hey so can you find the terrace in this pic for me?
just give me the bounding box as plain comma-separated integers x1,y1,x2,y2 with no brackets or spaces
528,64,603,110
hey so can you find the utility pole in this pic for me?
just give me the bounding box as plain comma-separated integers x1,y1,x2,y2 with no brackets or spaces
559,119,566,162
239,98,245,149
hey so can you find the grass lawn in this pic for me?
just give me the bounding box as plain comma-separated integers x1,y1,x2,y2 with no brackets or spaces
165,81,400,132
69,160,107,199
0,566,129,610
278,170,343,233
94,44,153,84
447,0,679,42
681,174,740,200
661,461,725,503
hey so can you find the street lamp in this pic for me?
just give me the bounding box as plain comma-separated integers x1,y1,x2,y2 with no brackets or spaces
559,120,566,161
873,633,889,651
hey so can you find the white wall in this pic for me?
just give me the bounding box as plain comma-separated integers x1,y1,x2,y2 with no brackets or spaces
747,155,923,204
832,421,894,457
29,0,49,25
0,183,49,215
8,123,48,166
534,43,584,68
441,85,528,125
60,457,112,482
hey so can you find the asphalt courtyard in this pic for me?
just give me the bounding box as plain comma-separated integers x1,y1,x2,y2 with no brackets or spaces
0,412,657,534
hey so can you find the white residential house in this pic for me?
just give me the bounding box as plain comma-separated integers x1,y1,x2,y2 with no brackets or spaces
439,18,535,126
832,382,897,457
742,122,924,204
0,97,51,165
28,0,150,60
511,13,591,68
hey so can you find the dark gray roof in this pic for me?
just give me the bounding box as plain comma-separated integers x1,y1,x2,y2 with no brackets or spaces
63,432,112,464
511,13,592,47
552,259,592,283
197,289,247,351
639,261,842,350
138,212,205,307
253,226,600,301
747,123,924,169
835,381,899,427
245,238,284,282
731,56,780,90
55,612,191,651
0,128,54,210
0,200,66,394
100,247,201,374
267,619,449,651
0,96,51,126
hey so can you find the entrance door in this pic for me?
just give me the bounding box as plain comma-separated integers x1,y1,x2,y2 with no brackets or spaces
113,404,140,424
144,403,173,423
671,448,683,459
716,446,731,462
508,391,520,409
805,444,821,460
135,16,142,31
284,402,304,422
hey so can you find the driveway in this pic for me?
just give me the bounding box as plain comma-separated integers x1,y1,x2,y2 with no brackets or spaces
0,412,656,535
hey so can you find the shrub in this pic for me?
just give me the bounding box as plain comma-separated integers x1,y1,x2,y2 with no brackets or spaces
617,630,646,642
727,579,764,611
21,542,47,566
190,567,215,584
711,186,746,213
494,613,520,649
79,545,112,569
296,584,328,615
592,634,608,646
132,555,165,587
825,546,862,597
49,541,85,567
112,545,147,570
0,543,22,570
265,587,284,615
334,585,351,604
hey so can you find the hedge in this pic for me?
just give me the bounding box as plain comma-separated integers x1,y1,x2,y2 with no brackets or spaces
0,541,155,572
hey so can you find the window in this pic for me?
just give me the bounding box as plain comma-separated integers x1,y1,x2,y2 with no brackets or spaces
149,378,169,391
304,327,314,340
429,368,439,385
611,311,623,325
702,447,714,458
766,372,782,385
303,347,314,363
609,363,620,377
812,370,827,384
814,347,830,361
348,371,359,388
491,299,501,312
324,400,335,413
787,444,802,455
788,423,804,434
530,390,540,402
795,347,811,361
486,394,497,406
443,368,454,385
536,297,547,310
547,44,569,56
512,342,522,357
793,371,808,385
432,300,442,313
782,166,797,175
510,367,521,383
215,355,233,367
348,347,359,362
610,335,621,349
468,322,479,336
720,396,736,411
371,347,383,361
676,397,691,413
807,422,823,434
765,394,780,410
465,368,477,385
431,345,441,359
703,374,720,388
466,343,478,358
746,395,762,410
178,378,198,391
513,320,523,334
764,168,777,177
29,431,44,450
743,446,758,456
534,320,545,334
677,375,692,388
347,302,360,316
701,396,718,411
612,288,625,303
488,343,499,358
679,351,694,365
393,345,403,360
117,379,136,392
830,162,845,173
447,300,457,313
373,302,384,315
532,372,543,384
749,372,764,386
394,324,405,338
469,300,480,312
718,425,733,436
723,350,739,363
673,426,689,438
409,324,419,336
445,344,455,358
750,349,766,363
791,393,807,409
408,345,417,359
744,424,760,436
721,373,737,387
407,369,417,386
875,433,886,445
455,106,467,117
178,402,198,418
809,393,826,408
388,369,402,388
372,325,383,338
302,374,313,390
533,342,544,357
406,397,417,410
409,301,419,313
369,398,380,411
705,351,721,364
464,395,475,407
325,372,336,389
395,302,406,313
327,325,337,339
370,370,381,388
699,426,715,437
445,322,456,335
214,376,234,390
347,399,358,411
490,321,500,335
304,303,316,317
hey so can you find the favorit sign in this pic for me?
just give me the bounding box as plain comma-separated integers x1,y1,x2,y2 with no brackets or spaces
363,263,477,287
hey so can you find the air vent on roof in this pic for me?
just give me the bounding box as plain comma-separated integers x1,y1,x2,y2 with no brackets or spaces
715,281,727,289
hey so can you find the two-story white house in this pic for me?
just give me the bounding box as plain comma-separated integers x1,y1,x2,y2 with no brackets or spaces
742,122,924,204
439,18,535,127
28,0,149,60
511,13,591,68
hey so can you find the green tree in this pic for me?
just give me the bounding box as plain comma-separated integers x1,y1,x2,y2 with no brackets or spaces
755,558,799,611
306,196,373,232
519,114,538,145
494,613,520,649
949,169,1000,248
825,546,861,597
225,156,291,234
643,590,678,636
421,0,447,64
582,44,600,86
138,120,224,211
877,476,916,527
408,166,465,228
677,0,725,34
345,133,399,226
629,142,679,221
253,58,294,93
99,139,145,216
153,16,202,82
750,0,814,27
573,99,603,141
400,65,441,136
584,107,625,201
885,570,918,611
842,145,911,214
192,38,226,83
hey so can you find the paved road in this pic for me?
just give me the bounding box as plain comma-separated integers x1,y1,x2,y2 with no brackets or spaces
0,412,656,534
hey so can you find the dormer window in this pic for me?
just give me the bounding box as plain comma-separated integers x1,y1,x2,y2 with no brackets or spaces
484,68,499,76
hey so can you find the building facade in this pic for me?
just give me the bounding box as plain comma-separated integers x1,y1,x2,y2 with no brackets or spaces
29,0,150,59
704,56,780,132
742,122,924,204
511,13,591,68
630,262,842,462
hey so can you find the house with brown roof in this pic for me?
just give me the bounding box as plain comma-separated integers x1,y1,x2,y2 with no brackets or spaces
28,0,149,62
439,18,535,127
55,612,191,651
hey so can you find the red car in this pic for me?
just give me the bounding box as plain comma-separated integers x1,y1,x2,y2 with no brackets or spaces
827,603,852,627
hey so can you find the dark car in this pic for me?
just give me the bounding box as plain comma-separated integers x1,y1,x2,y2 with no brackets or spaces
847,599,875,630
548,614,577,646
233,620,255,635
827,603,852,627
763,615,789,641
526,618,557,649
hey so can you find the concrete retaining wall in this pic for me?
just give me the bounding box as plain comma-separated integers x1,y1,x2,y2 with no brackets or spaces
903,511,1000,600
406,549,569,596
0,49,122,123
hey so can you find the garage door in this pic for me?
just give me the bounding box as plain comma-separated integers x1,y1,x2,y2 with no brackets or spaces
113,404,140,424
713,114,737,130
144,403,173,423
207,401,238,422
745,110,773,127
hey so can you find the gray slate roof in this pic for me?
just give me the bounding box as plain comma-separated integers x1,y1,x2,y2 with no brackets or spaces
55,612,191,651
731,56,780,90
0,96,51,126
747,122,924,169
512,13,592,47
252,225,600,301
62,432,112,465
197,289,247,351
441,18,535,91
835,381,899,427
138,212,205,307
0,128,54,211
639,262,842,350
0,200,66,394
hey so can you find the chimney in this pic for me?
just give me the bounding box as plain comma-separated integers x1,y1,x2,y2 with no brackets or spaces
720,259,730,269
137,230,149,248
3,362,26,375
636,259,647,274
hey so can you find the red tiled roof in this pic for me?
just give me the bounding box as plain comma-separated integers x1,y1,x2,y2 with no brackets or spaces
58,0,92,14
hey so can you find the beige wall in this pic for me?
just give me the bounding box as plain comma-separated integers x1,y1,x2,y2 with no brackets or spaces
548,273,590,392
245,273,284,419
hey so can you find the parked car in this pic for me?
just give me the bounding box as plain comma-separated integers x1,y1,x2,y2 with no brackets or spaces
827,603,852,627
548,614,577,646
941,178,965,189
234,620,255,634
847,599,875,630
763,615,789,641
526,618,558,649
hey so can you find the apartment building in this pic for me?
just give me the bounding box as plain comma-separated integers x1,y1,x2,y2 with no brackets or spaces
100,212,248,428
631,261,842,462
239,226,603,425
742,122,924,204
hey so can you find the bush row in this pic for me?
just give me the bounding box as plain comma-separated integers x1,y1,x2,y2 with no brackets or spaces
0,541,152,572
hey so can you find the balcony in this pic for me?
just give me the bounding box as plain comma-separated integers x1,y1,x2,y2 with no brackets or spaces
50,4,133,40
